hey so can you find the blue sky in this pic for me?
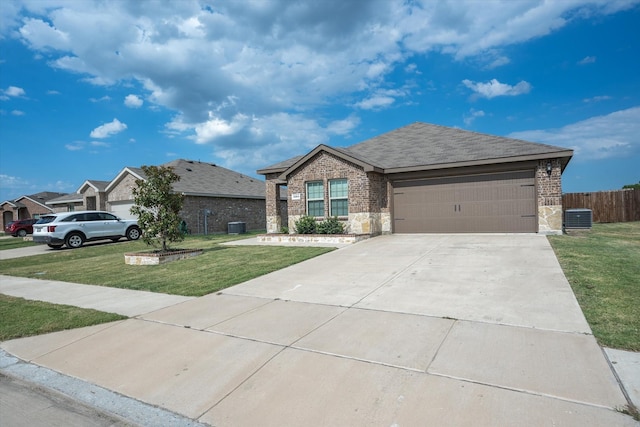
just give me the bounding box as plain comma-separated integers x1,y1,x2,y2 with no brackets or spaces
1,0,639,203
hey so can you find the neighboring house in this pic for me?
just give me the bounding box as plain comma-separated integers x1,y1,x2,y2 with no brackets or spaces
46,180,110,213
0,191,65,229
105,159,286,234
258,122,573,235
46,192,84,213
78,180,110,211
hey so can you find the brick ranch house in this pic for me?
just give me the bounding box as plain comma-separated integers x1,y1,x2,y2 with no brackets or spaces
46,180,111,213
0,192,65,228
258,122,573,236
106,159,286,234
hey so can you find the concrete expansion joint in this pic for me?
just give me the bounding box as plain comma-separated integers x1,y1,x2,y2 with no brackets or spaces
425,370,626,413
601,346,639,414
349,236,452,308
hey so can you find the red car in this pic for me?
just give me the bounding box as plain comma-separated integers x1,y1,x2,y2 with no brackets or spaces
4,218,38,237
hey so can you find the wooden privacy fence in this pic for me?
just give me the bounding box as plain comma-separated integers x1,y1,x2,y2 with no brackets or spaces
562,189,640,223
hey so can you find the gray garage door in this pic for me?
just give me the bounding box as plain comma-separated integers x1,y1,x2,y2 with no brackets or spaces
393,170,536,233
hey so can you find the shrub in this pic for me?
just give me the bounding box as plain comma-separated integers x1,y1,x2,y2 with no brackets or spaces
280,226,289,234
316,217,345,234
294,215,317,234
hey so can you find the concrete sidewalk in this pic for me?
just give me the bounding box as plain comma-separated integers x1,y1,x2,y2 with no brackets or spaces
0,275,194,317
1,234,638,426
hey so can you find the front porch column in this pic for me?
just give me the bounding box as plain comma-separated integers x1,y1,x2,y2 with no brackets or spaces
265,175,282,234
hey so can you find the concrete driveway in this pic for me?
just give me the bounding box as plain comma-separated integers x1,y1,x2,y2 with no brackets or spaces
1,234,635,426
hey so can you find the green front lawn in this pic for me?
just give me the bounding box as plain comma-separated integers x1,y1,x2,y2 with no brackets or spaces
0,233,333,297
548,222,640,351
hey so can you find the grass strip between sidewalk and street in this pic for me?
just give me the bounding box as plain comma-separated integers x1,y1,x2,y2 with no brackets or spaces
0,294,126,341
548,222,640,351
0,238,38,251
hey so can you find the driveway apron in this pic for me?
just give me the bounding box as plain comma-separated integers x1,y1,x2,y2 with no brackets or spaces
1,234,635,426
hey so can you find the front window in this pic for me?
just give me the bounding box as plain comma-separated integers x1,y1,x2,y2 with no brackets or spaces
329,179,348,217
306,181,324,217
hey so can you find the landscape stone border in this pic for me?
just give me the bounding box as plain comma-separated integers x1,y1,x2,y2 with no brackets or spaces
257,234,370,245
124,249,203,265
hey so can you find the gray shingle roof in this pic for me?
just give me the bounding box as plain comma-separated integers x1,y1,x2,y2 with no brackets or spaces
47,193,83,204
162,159,267,198
258,122,573,175
86,180,110,191
344,122,571,170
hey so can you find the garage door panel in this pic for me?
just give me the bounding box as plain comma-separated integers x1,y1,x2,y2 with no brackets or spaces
393,171,536,233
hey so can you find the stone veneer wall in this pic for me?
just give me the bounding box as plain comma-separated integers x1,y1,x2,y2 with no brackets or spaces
265,173,283,233
536,158,563,234
281,152,390,235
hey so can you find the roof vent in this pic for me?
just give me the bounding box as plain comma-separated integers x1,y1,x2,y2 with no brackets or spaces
564,209,592,229
186,168,192,172
187,160,193,164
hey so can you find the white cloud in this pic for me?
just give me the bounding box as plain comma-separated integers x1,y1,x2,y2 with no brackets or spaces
2,85,25,99
327,116,361,136
462,78,532,99
484,56,510,69
355,95,395,110
509,107,640,160
583,95,612,103
578,56,596,65
124,94,143,108
47,90,61,95
65,141,84,151
0,174,30,191
404,63,421,74
19,17,70,50
463,108,485,126
90,118,127,138
89,96,111,103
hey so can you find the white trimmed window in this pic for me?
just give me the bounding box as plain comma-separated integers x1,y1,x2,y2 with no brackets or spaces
329,179,348,217
306,181,324,217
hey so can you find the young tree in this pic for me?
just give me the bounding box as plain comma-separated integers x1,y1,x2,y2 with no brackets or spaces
130,165,184,252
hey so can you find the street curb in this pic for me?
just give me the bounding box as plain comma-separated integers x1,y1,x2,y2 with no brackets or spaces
0,349,209,427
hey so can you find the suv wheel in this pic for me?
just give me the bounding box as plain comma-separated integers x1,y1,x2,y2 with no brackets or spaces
65,232,84,249
126,226,141,241
17,229,27,237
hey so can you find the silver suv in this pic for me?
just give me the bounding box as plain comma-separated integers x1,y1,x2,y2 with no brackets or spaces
33,211,141,249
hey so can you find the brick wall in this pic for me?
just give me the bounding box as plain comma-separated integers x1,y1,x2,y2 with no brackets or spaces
181,196,268,234
108,174,138,202
283,151,388,235
80,187,107,211
50,202,84,213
